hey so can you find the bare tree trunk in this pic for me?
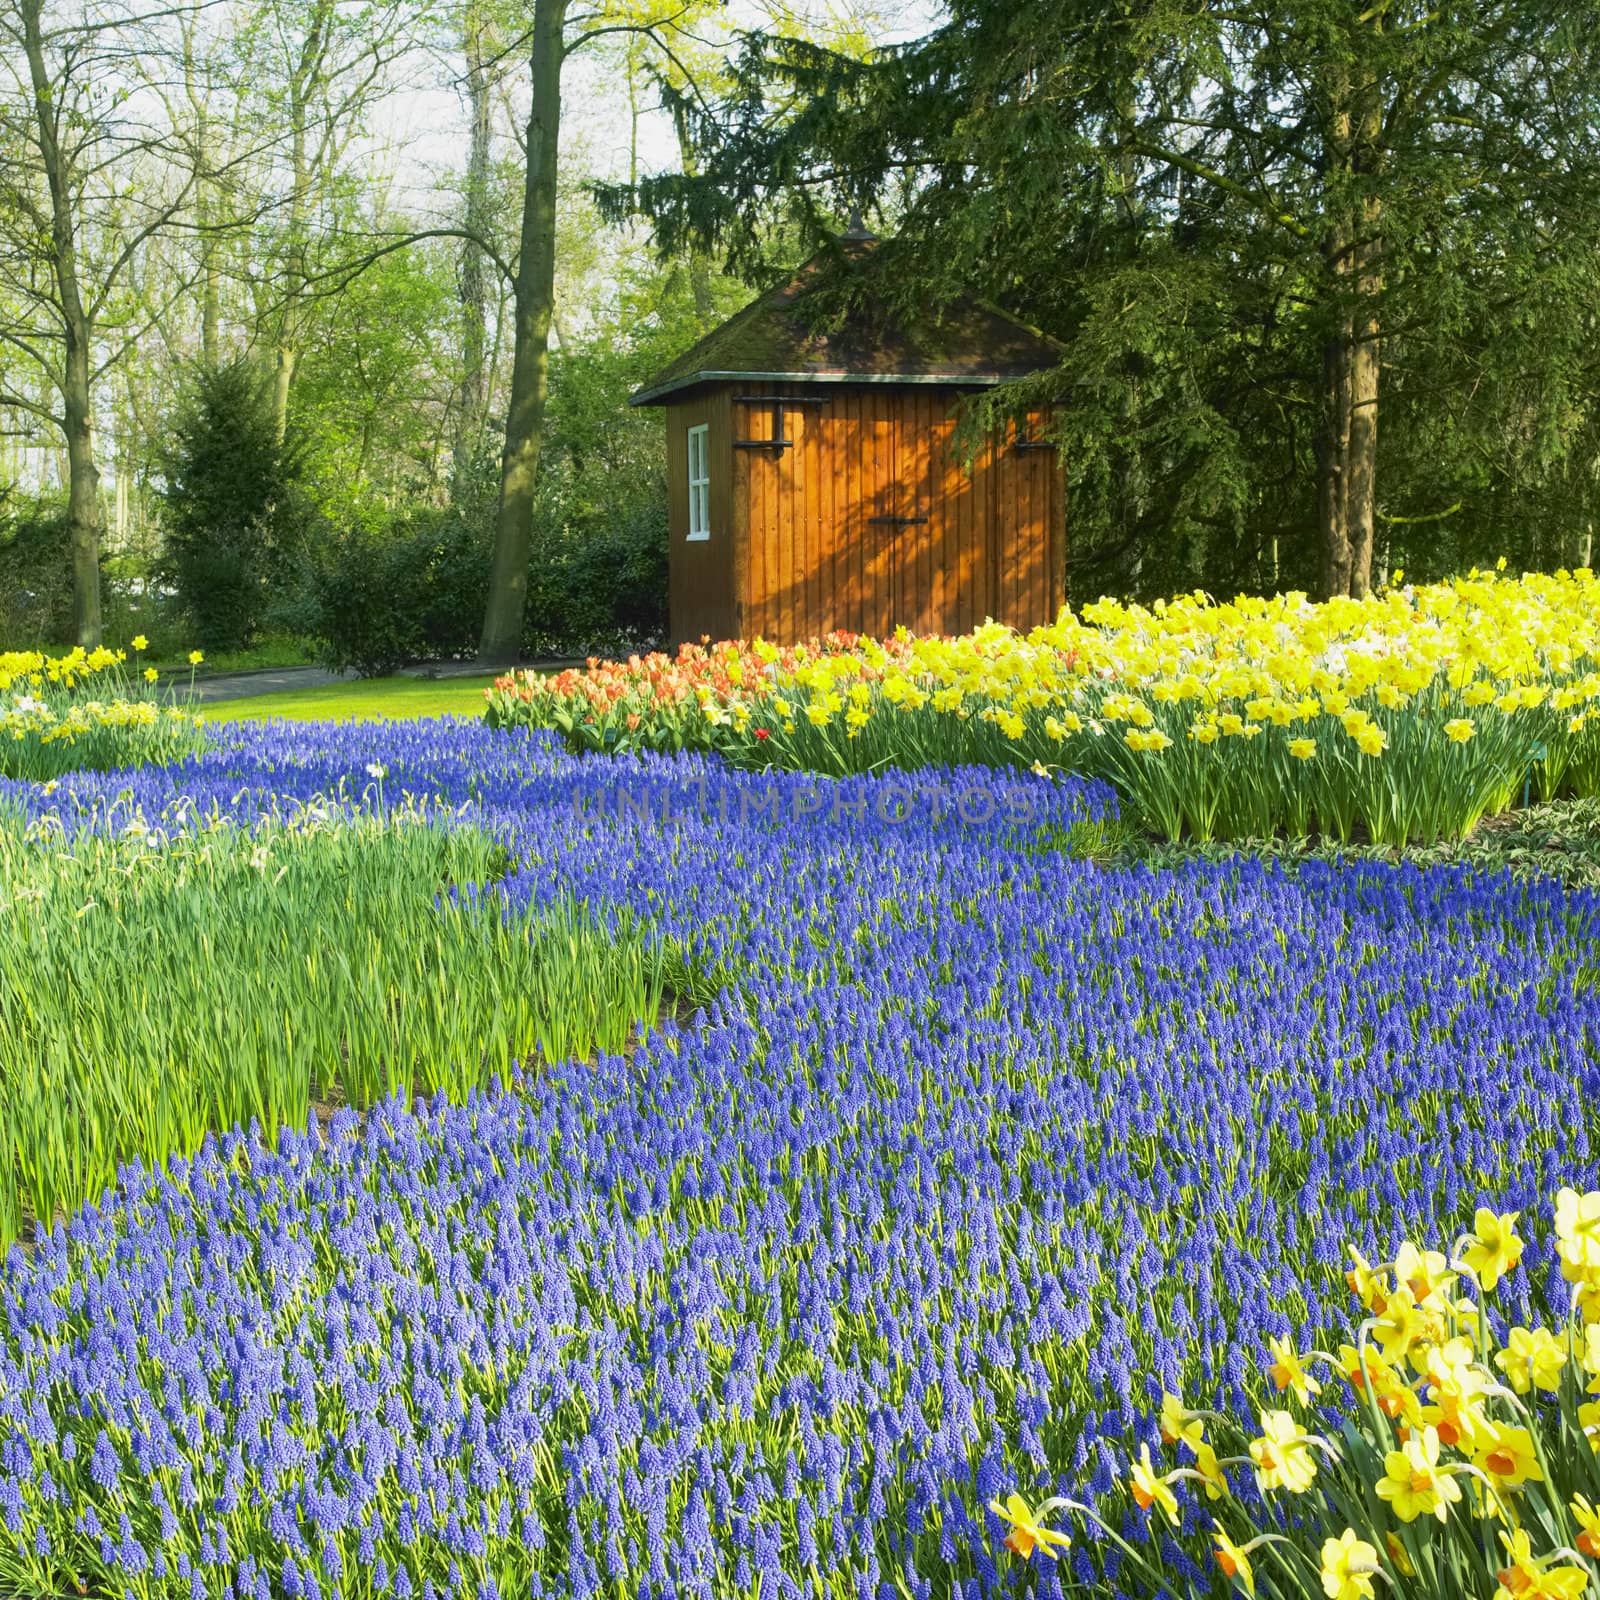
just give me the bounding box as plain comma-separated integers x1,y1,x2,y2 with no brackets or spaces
1315,74,1382,601
63,341,101,643
452,1,493,488
1346,212,1381,599
272,0,330,443
478,0,567,666
200,218,221,365
21,0,101,643
1316,287,1354,600
182,16,221,368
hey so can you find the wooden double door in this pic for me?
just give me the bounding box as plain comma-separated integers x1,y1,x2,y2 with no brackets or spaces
732,382,1063,643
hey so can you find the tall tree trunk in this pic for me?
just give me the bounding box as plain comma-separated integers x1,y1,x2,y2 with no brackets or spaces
452,1,493,489
478,0,567,666
1346,204,1381,599
200,172,221,367
63,336,101,644
22,0,101,644
1315,73,1382,601
273,0,330,444
183,26,221,369
1316,282,1354,600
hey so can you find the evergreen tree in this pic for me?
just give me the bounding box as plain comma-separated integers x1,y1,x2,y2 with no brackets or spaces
620,0,1600,600
159,362,305,652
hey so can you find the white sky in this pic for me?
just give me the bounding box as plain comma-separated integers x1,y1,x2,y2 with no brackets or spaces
367,0,944,225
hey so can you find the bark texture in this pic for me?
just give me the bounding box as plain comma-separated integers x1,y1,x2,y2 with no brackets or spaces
452,3,494,486
1314,64,1383,601
22,0,101,644
478,0,566,666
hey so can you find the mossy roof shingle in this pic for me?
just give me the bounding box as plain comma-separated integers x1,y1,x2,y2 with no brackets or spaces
630,252,1063,406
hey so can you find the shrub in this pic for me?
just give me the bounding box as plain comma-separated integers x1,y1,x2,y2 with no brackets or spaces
284,506,489,675
0,495,74,647
522,497,668,657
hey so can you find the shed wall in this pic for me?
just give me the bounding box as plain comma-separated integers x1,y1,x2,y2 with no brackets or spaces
667,381,1065,645
666,390,737,642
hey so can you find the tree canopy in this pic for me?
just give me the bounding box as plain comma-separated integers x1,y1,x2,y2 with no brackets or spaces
620,0,1600,601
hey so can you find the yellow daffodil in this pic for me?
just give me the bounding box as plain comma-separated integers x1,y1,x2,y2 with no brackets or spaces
1248,1409,1319,1494
1496,1326,1566,1394
1557,1188,1600,1272
1443,717,1475,743
1385,1532,1416,1578
1287,736,1316,759
1376,1426,1460,1523
1320,1530,1381,1600
188,650,204,666
1129,1444,1180,1525
1494,1528,1588,1600
1395,1241,1453,1309
1372,1284,1427,1362
1159,1391,1204,1450
1473,1420,1543,1488
1463,1208,1524,1291
987,1493,1071,1562
1572,1495,1600,1560
1267,1335,1321,1405
1191,1440,1229,1501
1420,1338,1491,1449
1345,1248,1388,1314
131,634,148,651
1212,1523,1256,1595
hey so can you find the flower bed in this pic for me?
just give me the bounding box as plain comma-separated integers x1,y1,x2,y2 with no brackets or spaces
0,719,1596,1596
989,1190,1600,1600
0,796,672,1247
487,569,1600,843
0,642,206,779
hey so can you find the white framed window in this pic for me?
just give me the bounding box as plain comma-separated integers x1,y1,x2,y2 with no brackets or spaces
686,423,710,541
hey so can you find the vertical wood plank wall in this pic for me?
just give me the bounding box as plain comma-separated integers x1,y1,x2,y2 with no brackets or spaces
668,381,1065,645
667,390,737,642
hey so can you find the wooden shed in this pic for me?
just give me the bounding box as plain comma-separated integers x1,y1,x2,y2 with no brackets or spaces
630,241,1066,645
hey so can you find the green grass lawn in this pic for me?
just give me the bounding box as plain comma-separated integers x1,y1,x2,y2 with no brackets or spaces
201,675,498,723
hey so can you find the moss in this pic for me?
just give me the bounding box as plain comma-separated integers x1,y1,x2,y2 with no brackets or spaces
633,254,1063,401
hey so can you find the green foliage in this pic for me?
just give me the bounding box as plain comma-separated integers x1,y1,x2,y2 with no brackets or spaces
1125,793,1600,894
0,496,74,647
158,361,308,653
288,240,462,499
625,0,1600,601
0,807,680,1247
284,505,489,677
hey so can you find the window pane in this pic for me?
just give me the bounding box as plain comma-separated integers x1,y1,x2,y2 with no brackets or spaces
687,425,709,538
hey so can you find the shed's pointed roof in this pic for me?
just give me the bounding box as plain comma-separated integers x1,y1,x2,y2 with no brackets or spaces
629,243,1063,406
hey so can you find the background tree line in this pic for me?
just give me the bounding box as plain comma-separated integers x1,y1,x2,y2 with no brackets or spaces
619,0,1600,605
2,0,1598,667
0,0,874,664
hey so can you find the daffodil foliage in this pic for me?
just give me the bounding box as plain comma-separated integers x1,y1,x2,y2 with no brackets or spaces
0,718,1595,1596
0,641,206,780
491,568,1600,844
995,1196,1600,1600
